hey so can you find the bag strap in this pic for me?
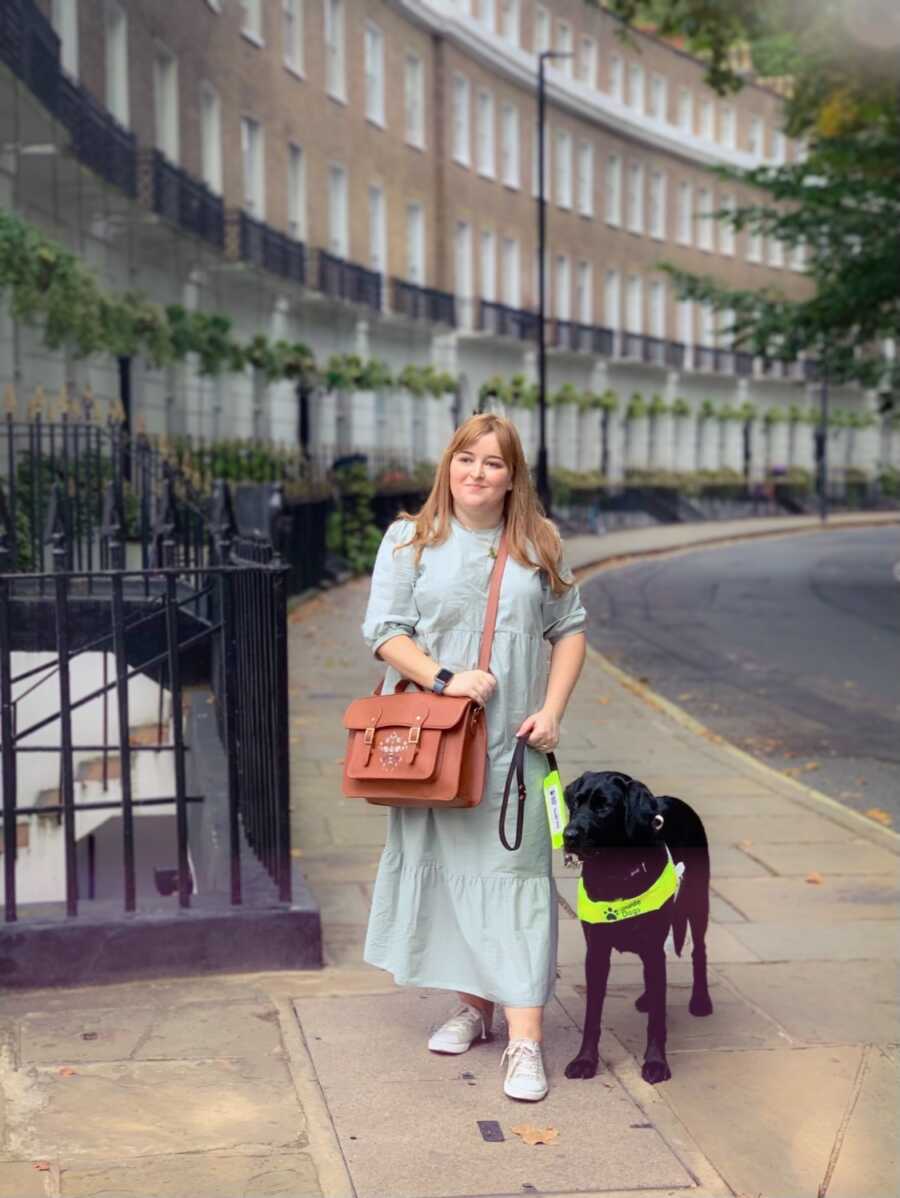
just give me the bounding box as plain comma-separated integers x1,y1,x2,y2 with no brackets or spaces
499,742,560,851
477,528,510,673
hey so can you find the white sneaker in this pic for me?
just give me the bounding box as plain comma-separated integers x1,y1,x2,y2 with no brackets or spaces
501,1038,548,1101
428,1004,492,1054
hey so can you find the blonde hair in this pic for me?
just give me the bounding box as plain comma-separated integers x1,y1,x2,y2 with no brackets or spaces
394,412,573,596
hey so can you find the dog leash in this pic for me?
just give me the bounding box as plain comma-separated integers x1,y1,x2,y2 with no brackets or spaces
499,738,560,851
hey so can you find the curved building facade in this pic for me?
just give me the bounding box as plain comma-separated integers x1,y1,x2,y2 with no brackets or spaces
0,0,891,481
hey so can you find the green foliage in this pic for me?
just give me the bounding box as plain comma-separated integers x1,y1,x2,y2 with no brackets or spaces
737,401,757,422
550,468,608,506
672,397,691,418
879,466,900,497
479,374,511,406
625,392,647,420
648,393,670,417
595,388,619,412
550,383,586,408
328,461,382,574
716,404,740,422
698,399,717,421
763,406,787,424
509,374,538,408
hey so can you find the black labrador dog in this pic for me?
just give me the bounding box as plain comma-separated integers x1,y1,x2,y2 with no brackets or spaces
562,770,713,1085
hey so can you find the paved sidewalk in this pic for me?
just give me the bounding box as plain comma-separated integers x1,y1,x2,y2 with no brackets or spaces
0,512,897,1198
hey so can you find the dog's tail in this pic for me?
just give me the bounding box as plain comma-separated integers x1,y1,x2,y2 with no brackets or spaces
671,900,689,957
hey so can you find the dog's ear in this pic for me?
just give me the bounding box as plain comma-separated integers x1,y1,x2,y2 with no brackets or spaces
564,774,590,810
623,780,655,842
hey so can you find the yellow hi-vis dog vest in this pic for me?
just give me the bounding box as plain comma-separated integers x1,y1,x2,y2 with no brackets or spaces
577,846,681,924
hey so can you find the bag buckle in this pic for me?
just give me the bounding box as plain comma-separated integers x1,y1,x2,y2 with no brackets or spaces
407,716,423,745
364,724,376,746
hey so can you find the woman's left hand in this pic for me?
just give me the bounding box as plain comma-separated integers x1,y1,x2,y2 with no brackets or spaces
515,708,560,753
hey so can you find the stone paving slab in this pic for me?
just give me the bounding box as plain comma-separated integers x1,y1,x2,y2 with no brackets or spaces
0,1161,47,1197
56,1152,321,1197
740,838,900,877
716,961,900,1046
825,1049,900,1198
725,919,900,962
640,1044,867,1198
294,991,695,1198
710,874,899,922
700,812,859,844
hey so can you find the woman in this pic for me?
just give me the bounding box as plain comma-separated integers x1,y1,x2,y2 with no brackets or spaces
361,413,587,1101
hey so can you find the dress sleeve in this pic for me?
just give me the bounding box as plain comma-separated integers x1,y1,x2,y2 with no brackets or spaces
541,556,587,645
361,521,421,657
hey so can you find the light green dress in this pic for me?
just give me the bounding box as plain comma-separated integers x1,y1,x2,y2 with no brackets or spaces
361,516,587,1007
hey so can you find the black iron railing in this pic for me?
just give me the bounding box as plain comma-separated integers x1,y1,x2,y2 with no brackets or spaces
148,152,225,249
803,359,821,382
0,479,292,921
0,0,59,113
318,250,382,311
666,340,686,369
694,345,717,372
735,351,755,377
553,321,615,354
391,279,456,326
478,300,539,341
641,336,668,367
621,332,645,360
239,211,306,284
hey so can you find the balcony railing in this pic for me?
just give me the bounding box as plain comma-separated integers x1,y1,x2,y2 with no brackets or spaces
0,0,60,114
735,351,755,377
57,77,137,197
146,151,225,249
804,358,822,383
238,211,305,284
478,300,539,341
391,279,456,326
641,336,668,367
665,340,685,369
621,332,646,360
694,345,717,373
553,321,614,355
714,349,735,374
317,251,382,312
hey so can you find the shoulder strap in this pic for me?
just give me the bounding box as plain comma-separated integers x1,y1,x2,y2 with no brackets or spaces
477,528,509,672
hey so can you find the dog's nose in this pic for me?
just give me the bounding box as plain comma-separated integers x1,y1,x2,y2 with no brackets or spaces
562,826,579,847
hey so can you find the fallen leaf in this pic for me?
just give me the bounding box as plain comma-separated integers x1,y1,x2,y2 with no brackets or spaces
595,697,610,705
58,1066,77,1077
864,808,893,826
737,839,753,849
33,1162,50,1171
806,872,824,885
803,761,819,772
511,1124,559,1146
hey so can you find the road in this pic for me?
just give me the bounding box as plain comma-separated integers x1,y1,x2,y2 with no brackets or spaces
581,525,900,824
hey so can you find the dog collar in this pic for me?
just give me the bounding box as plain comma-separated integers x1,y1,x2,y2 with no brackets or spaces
577,846,680,924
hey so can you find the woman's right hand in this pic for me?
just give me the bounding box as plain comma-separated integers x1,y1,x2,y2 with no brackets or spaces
444,669,496,706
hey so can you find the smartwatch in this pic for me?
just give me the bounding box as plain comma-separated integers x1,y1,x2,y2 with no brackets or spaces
432,667,454,695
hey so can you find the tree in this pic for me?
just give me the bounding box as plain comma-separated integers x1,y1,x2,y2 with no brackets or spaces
593,0,900,394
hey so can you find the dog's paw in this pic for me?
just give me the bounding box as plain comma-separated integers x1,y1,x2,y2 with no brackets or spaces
689,992,714,1017
634,992,649,1013
565,1055,599,1080
641,1057,672,1085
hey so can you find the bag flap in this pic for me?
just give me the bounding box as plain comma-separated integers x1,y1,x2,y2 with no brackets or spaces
343,692,471,732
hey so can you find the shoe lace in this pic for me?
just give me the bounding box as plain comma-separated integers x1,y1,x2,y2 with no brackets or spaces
439,1005,482,1036
502,1040,543,1080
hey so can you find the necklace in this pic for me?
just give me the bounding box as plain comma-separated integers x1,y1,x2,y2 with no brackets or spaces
488,526,503,559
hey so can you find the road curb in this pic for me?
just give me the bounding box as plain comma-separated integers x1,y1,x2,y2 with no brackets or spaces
584,643,900,852
570,512,900,582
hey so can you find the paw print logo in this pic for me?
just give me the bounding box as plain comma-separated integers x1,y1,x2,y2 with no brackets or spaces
603,908,619,922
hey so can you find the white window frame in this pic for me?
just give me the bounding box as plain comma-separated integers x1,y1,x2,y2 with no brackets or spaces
790,241,806,272
649,73,667,121
406,202,425,284
627,161,644,234
51,0,79,78
627,62,644,112
720,194,736,256
719,103,736,149
678,87,693,134
480,229,497,302
649,170,666,239
557,22,573,75
241,117,265,219
772,130,786,164
678,299,693,348
476,88,495,178
283,0,304,73
368,184,387,274
555,129,572,209
577,141,593,217
677,181,692,246
481,0,495,32
241,0,263,44
604,269,621,329
287,143,306,240
579,36,597,89
626,274,643,333
768,235,784,268
534,5,551,54
747,226,763,263
404,52,425,148
328,162,348,256
324,0,345,102
364,23,385,126
455,221,474,329
700,302,717,347
200,82,222,195
500,0,520,46
452,73,471,166
609,53,624,102
501,237,521,308
555,255,571,321
748,115,764,158
576,260,592,324
699,98,713,140
500,102,520,188
605,154,622,225
650,279,666,338
105,1,129,126
153,44,179,163
697,187,714,252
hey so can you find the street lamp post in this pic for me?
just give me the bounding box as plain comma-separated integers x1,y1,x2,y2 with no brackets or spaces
536,50,573,516
816,363,829,523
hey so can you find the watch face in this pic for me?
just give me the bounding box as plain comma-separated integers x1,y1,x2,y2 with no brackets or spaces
436,668,454,684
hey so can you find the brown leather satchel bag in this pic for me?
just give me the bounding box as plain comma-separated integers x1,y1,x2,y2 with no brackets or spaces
341,530,509,808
